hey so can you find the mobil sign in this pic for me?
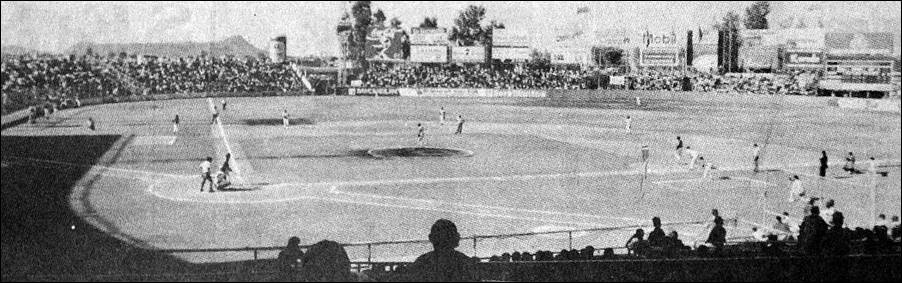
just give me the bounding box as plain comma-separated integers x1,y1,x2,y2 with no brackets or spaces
642,31,680,47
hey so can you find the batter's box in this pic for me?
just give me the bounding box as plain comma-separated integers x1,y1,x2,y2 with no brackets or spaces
132,136,177,146
655,176,769,192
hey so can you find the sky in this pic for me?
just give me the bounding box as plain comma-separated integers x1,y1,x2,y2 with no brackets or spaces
2,1,900,56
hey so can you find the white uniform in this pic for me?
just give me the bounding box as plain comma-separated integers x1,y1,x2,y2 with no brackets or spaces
439,109,446,125
625,117,632,132
282,111,290,127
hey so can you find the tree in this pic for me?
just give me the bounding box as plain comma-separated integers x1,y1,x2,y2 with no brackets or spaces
744,1,770,29
418,16,438,28
449,5,486,46
371,9,386,27
716,11,742,73
594,47,623,66
350,1,372,68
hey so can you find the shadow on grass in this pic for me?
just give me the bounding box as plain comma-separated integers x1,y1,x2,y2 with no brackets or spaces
1,135,278,280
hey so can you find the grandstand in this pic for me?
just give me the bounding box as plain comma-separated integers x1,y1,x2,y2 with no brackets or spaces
2,1,901,282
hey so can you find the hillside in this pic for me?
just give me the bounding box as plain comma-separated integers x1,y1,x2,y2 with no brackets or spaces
65,36,266,58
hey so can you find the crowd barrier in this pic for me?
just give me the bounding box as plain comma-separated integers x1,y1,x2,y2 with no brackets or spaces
398,88,545,98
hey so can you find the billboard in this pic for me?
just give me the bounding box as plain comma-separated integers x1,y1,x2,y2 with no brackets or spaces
550,47,591,65
493,29,530,47
410,45,448,63
825,32,893,55
640,48,679,66
492,47,531,61
782,50,823,69
451,46,486,63
365,27,408,60
410,27,448,45
641,31,681,48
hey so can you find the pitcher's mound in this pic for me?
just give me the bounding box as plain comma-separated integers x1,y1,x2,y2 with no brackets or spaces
368,147,473,158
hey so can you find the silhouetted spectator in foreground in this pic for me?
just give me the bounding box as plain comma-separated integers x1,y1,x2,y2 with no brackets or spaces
762,234,786,257
799,206,828,255
648,217,666,248
664,231,688,257
821,212,851,256
626,229,649,256
580,246,595,260
276,236,304,281
405,219,479,282
891,215,901,241
300,240,371,282
705,217,727,252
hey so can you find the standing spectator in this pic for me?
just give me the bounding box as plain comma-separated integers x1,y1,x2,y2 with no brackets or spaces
276,236,304,281
300,240,371,282
705,217,727,251
819,151,829,178
799,206,828,255
648,217,666,248
405,219,479,282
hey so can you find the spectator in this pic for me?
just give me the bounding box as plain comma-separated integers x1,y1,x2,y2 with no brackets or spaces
875,214,888,230
891,216,900,241
799,206,829,255
648,217,667,247
820,199,837,226
625,229,649,256
705,217,727,251
751,227,767,242
601,248,615,259
405,219,479,282
299,240,371,282
664,231,688,257
276,236,304,281
773,216,792,240
821,212,851,256
762,234,786,257
580,246,595,260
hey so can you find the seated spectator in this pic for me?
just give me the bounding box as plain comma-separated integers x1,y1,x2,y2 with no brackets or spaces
300,239,371,282
705,217,727,251
601,248,615,259
762,234,786,257
891,215,900,241
405,219,479,282
625,229,649,256
821,212,851,256
580,246,595,260
799,206,828,255
276,236,304,281
521,252,533,261
648,217,666,247
511,251,521,262
773,216,793,240
500,252,511,262
664,231,688,257
751,227,768,242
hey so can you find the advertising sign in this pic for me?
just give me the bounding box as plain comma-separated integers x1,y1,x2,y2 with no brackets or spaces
410,27,449,45
783,50,823,68
641,31,680,47
493,29,530,47
739,45,779,69
365,27,407,60
825,32,893,55
451,46,486,63
410,45,448,63
640,48,679,66
550,47,590,64
492,47,531,61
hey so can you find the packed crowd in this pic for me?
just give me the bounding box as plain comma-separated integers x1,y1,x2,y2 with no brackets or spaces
1,54,312,113
361,62,821,95
363,63,588,89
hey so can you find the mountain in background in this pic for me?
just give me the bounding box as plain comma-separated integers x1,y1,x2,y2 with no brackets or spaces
65,35,266,58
